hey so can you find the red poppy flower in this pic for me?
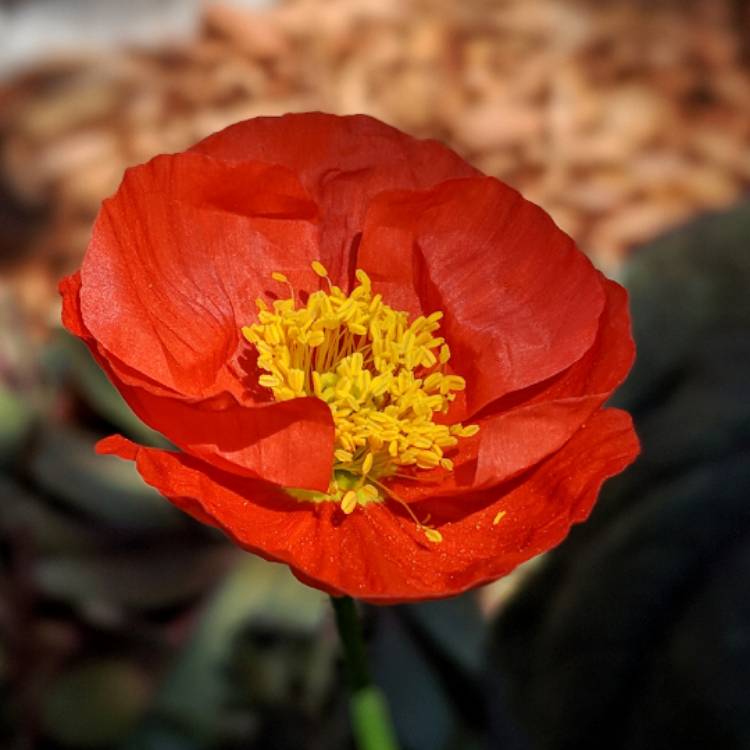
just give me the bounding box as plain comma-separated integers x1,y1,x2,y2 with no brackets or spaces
60,113,638,603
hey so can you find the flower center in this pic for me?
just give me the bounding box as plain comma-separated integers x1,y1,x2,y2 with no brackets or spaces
242,262,478,541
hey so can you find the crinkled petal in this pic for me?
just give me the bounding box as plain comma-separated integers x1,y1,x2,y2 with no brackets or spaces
62,271,180,397
98,409,637,602
358,177,606,414
79,153,321,396
96,433,352,590
472,275,634,486
114,381,334,490
60,271,86,337
190,113,478,288
97,435,220,528
388,277,634,501
63,271,335,491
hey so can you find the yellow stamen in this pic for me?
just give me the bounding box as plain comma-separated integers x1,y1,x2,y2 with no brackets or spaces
341,490,358,514
424,528,443,543
493,510,506,525
311,260,329,278
270,271,295,303
361,452,374,476
451,423,480,438
243,263,480,539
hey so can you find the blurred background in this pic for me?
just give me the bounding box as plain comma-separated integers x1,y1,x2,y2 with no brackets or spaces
1,1,749,748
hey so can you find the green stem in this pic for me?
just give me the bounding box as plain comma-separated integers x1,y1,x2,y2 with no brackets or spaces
331,596,400,750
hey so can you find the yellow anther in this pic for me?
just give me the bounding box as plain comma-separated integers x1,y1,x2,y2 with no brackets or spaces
311,260,329,278
368,435,384,451
243,267,478,502
362,484,379,500
341,490,358,514
441,375,466,393
307,330,325,347
423,527,443,543
362,452,374,476
421,373,440,391
288,369,305,394
355,269,371,287
493,510,507,525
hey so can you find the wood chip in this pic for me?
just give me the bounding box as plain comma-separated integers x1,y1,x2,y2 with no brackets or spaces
1,0,748,331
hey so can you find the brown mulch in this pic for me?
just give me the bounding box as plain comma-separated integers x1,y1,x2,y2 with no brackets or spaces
1,0,749,336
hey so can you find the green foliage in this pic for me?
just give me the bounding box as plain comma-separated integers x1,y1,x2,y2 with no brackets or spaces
42,660,150,748
0,384,34,468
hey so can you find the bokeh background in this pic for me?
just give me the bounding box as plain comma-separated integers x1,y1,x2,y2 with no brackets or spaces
1,1,749,748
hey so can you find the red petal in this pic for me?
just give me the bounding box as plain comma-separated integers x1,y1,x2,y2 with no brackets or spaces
487,276,635,410
190,113,478,287
63,263,335,490
98,434,220,529
387,276,634,501
472,275,634,486
99,409,637,602
113,381,335,491
79,153,321,397
60,272,86,337
97,434,351,590
358,177,606,414
365,408,639,602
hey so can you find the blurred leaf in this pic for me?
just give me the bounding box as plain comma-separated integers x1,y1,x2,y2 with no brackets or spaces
33,545,233,613
626,540,750,747
491,201,750,750
154,555,326,740
369,595,491,748
609,201,750,495
494,452,750,750
617,201,750,415
29,425,183,531
404,595,487,676
121,724,202,750
224,622,339,750
0,475,100,554
51,332,167,447
231,627,310,706
41,660,150,748
0,384,34,467
371,607,457,750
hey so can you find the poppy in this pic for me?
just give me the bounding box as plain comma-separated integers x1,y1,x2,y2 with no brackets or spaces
60,113,638,603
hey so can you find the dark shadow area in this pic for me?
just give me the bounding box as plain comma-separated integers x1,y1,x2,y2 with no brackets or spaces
490,200,750,750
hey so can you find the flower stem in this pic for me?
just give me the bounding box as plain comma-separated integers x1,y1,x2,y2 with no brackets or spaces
330,596,400,750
